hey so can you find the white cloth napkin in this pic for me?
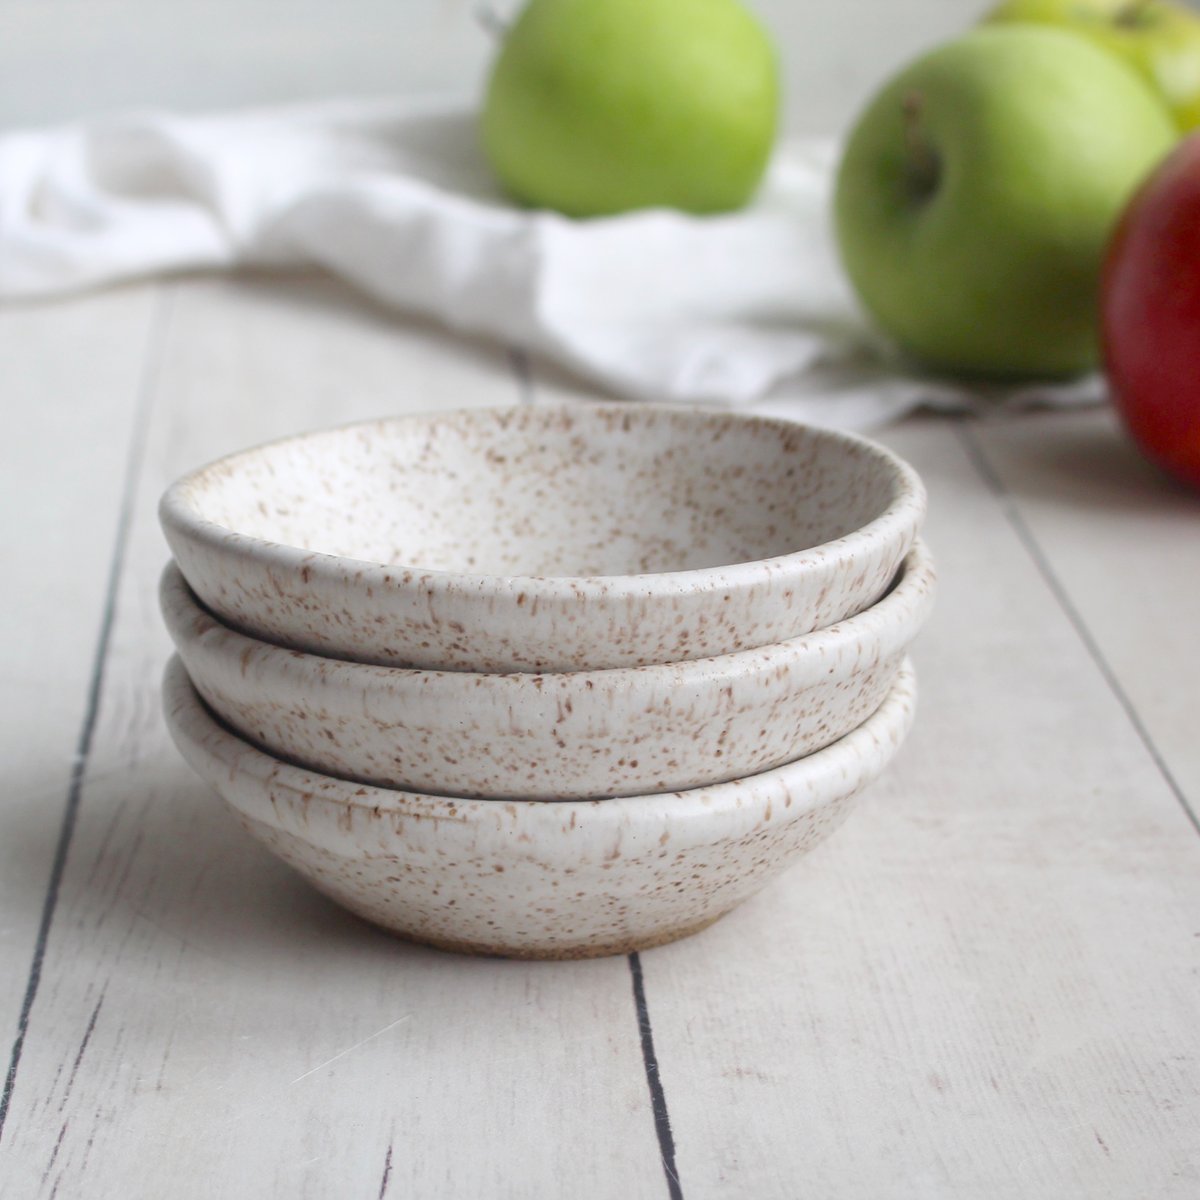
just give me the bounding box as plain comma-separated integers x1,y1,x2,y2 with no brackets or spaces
0,98,1103,427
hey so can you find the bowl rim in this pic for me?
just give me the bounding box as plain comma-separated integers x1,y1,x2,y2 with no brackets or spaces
158,404,927,600
160,538,935,687
163,653,917,825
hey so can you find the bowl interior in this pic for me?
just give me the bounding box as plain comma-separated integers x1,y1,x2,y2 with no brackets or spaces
175,407,907,578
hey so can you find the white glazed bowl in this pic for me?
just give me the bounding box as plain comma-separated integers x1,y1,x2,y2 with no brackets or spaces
159,405,926,673
160,542,935,800
163,655,918,958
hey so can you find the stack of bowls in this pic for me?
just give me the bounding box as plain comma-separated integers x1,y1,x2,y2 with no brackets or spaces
159,404,933,958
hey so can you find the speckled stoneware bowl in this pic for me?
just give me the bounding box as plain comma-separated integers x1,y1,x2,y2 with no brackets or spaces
160,541,934,800
162,654,918,958
159,405,926,673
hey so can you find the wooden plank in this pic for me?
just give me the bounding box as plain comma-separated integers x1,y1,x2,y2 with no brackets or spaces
0,285,158,1052
0,274,666,1199
962,406,1200,818
636,416,1200,1199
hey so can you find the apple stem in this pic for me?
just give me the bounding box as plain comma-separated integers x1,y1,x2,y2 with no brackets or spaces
474,3,510,38
1115,0,1154,28
901,91,940,202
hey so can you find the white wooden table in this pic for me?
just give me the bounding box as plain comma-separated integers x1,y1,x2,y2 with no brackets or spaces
3,4,1199,1197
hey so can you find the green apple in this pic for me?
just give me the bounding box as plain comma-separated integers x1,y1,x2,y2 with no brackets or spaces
480,0,779,217
985,0,1200,132
833,26,1175,378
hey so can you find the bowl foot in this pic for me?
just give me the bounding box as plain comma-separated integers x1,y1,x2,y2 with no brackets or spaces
351,906,731,960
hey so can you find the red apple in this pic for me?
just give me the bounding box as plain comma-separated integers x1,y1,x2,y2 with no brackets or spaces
1102,133,1200,489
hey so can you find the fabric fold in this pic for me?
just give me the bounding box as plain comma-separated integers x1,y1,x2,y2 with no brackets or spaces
0,98,1104,426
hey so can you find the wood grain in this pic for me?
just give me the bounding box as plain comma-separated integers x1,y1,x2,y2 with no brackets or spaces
3,281,1199,1200
963,407,1200,815
0,277,664,1198
636,417,1200,1199
0,286,160,1050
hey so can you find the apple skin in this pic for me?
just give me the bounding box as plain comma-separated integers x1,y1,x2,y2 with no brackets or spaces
986,0,1200,132
480,0,779,217
1102,134,1200,490
834,26,1176,379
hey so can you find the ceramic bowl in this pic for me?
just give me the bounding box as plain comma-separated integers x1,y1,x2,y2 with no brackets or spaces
163,655,918,958
160,541,934,800
159,405,926,673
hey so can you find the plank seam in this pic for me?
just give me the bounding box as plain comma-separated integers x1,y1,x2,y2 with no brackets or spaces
0,284,172,1145
629,953,684,1200
377,1141,393,1200
955,417,1200,838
